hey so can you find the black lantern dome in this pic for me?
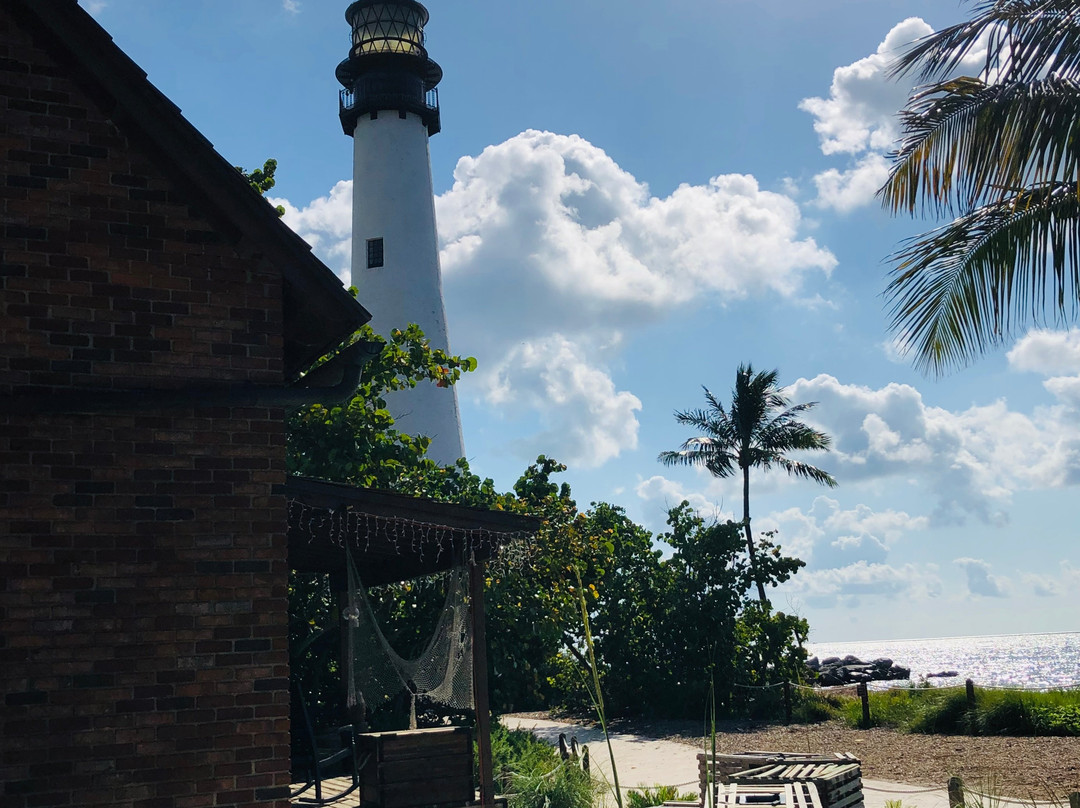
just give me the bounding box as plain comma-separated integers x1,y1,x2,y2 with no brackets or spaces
336,0,442,136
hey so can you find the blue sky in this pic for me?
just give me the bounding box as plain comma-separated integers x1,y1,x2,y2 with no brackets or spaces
81,0,1080,642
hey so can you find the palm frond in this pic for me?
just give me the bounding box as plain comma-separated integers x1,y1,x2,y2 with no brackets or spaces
890,0,1080,84
886,181,1080,374
757,418,833,455
776,458,839,488
881,75,1080,217
673,408,731,441
657,441,737,478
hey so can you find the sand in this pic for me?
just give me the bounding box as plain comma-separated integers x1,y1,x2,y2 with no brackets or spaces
505,714,1080,802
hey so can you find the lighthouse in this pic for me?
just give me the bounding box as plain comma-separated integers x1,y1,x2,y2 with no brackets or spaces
336,0,465,466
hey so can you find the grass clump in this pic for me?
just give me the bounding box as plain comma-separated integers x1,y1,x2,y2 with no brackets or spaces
489,724,599,808
627,785,697,808
791,689,845,724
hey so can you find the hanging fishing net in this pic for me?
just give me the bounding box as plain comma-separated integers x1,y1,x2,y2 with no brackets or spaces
342,544,474,727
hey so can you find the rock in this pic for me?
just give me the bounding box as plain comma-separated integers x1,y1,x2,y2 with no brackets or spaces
926,670,959,678
807,656,820,670
841,655,862,665
821,656,841,666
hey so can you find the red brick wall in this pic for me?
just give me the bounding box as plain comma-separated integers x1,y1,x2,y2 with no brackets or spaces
1,8,292,807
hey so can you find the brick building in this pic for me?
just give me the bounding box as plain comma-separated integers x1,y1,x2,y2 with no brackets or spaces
0,1,372,805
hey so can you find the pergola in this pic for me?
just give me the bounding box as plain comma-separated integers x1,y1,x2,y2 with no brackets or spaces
286,476,539,806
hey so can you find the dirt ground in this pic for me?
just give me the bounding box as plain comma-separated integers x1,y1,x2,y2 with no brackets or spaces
515,713,1080,800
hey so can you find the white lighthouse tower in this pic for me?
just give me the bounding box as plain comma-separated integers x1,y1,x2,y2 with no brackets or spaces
336,0,465,466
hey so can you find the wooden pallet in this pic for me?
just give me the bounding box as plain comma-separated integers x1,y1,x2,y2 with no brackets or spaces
731,763,862,808
703,782,823,808
697,752,860,808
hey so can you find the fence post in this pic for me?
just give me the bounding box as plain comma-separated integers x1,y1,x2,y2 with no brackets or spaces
784,681,792,725
857,682,870,727
948,777,964,808
1068,793,1079,808
966,679,976,709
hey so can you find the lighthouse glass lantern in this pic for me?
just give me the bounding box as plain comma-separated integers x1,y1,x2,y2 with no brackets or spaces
336,0,442,136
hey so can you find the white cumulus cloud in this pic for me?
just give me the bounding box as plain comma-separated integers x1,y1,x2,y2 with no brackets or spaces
635,475,733,522
480,335,642,469
786,374,1080,525
278,130,836,467
270,180,353,282
812,154,891,213
801,17,988,211
759,496,927,567
1007,329,1080,375
800,18,931,157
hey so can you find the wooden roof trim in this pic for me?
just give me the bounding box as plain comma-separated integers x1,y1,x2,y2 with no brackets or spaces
285,477,541,536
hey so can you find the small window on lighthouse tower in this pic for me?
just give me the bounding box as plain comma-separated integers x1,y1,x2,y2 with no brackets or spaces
366,237,384,268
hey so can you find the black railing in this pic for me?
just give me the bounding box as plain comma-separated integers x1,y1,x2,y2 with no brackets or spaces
338,86,440,136
339,87,438,114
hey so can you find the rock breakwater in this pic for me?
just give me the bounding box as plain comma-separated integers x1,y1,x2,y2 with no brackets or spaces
807,654,911,685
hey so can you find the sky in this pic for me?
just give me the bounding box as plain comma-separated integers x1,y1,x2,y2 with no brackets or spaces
78,0,1080,643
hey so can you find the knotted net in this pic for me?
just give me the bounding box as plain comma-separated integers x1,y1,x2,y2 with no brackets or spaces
342,544,473,728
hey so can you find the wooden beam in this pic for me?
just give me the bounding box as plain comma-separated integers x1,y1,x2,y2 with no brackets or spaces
470,561,495,808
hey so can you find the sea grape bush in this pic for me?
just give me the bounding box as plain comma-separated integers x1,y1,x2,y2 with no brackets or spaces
287,325,813,722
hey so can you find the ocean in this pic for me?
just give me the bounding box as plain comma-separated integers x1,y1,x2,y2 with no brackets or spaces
806,631,1080,690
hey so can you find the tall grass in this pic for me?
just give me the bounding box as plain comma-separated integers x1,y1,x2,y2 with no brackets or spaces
835,686,1080,736
575,569,623,808
489,724,599,808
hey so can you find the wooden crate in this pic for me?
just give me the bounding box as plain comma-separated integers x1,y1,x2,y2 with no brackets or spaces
354,727,473,808
730,763,862,808
697,753,859,808
709,782,823,808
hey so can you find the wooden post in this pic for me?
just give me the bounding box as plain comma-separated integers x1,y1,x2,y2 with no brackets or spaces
858,683,870,727
948,776,964,808
1069,793,1080,808
470,561,496,808
966,679,976,710
783,681,792,725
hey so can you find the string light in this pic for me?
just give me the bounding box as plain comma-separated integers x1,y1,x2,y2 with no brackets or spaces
286,498,531,565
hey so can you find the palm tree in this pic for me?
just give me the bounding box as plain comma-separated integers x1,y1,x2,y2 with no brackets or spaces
880,0,1080,375
658,365,836,604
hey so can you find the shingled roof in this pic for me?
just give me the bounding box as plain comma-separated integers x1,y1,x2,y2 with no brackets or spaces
7,0,369,379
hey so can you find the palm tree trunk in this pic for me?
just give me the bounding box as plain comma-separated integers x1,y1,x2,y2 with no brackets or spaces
743,464,768,604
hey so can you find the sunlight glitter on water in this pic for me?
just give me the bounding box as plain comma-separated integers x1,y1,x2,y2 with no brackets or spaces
806,631,1080,690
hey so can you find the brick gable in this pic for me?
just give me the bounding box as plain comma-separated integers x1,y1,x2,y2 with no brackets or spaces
0,6,306,807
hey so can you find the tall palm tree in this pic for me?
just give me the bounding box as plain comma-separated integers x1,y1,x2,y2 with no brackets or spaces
880,0,1080,375
659,365,836,604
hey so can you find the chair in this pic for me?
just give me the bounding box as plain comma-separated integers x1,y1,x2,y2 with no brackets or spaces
290,681,361,805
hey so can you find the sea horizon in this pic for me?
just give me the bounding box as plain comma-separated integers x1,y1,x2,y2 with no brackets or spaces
809,628,1080,645
806,630,1080,690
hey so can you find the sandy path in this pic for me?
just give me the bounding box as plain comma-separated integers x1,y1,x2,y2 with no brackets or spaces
502,716,957,808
